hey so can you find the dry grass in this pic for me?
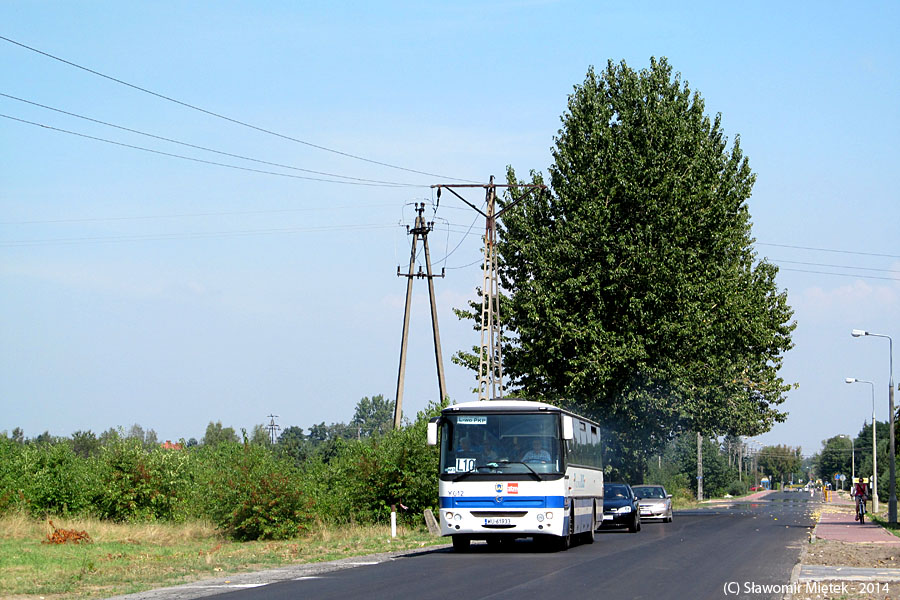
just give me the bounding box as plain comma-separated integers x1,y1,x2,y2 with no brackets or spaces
0,512,444,600
1,512,220,544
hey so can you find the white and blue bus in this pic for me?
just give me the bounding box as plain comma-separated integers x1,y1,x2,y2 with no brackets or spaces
427,399,603,551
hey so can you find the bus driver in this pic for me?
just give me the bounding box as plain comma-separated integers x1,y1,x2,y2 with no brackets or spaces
522,438,551,463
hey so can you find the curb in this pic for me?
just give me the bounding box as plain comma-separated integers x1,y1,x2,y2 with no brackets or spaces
785,535,808,600
103,543,451,600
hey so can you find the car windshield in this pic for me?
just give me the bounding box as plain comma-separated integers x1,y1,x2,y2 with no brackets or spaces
604,485,629,500
633,486,665,499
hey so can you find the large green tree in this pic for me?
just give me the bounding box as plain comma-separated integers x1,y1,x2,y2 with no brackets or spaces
350,394,394,438
817,435,853,488
756,444,802,485
201,421,239,446
460,58,795,477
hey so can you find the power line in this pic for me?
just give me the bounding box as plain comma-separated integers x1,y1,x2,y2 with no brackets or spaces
0,34,476,183
772,259,900,274
1,113,415,187
757,242,900,260
778,267,899,282
445,258,484,270
0,92,422,187
0,204,398,226
432,212,481,266
0,223,396,247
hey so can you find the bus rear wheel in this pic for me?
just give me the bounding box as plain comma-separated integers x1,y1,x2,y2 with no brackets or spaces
582,504,597,544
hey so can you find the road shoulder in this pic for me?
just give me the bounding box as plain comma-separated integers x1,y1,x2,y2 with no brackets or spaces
103,544,450,600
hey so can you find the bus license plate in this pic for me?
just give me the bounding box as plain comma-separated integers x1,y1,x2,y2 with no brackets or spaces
484,518,511,525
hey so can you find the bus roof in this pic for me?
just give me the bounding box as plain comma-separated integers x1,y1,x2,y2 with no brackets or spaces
445,399,559,412
443,399,600,427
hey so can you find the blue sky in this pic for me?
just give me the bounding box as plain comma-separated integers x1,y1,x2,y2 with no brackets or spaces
1,1,897,457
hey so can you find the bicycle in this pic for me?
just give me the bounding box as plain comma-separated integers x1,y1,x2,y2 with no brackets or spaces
856,496,867,524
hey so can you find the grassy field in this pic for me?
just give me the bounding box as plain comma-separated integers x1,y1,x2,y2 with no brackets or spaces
0,513,446,599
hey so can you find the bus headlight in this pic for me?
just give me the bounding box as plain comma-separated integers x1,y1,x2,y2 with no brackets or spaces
454,513,462,521
545,512,554,519
445,512,454,521
536,513,544,522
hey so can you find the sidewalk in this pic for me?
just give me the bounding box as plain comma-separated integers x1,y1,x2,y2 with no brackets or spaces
796,492,900,587
742,490,776,501
701,489,774,503
815,494,900,545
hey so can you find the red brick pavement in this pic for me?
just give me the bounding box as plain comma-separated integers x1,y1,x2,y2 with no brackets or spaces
816,495,900,544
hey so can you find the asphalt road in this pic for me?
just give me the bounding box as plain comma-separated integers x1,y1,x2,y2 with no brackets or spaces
178,491,814,600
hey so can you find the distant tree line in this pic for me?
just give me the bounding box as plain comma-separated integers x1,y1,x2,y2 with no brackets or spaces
813,420,890,498
642,433,795,499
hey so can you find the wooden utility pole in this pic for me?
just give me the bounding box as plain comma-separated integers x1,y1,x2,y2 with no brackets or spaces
394,203,447,430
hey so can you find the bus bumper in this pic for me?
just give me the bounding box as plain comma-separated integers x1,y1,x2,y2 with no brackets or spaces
440,508,567,538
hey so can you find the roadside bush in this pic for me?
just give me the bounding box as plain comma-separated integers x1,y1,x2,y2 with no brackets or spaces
2,400,445,530
0,437,21,513
314,404,440,525
15,442,94,517
201,443,312,541
93,438,192,521
727,479,749,497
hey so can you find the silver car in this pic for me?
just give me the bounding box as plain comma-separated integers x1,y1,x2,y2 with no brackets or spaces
632,485,673,522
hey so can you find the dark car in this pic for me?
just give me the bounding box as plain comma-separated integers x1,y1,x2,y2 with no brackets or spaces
599,483,641,532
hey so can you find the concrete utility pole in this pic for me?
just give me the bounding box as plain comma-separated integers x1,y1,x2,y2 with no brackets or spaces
394,202,447,430
433,177,544,400
754,448,759,489
697,432,704,501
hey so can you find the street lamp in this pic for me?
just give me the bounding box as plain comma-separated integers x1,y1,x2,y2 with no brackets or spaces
852,329,895,523
846,377,878,512
840,434,855,489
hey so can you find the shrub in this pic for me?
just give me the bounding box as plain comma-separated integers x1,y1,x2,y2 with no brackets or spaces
16,442,94,517
202,443,312,541
93,438,192,521
727,479,749,497
0,437,22,513
313,404,440,525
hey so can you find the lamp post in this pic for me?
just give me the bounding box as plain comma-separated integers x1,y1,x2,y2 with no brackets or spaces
852,329,895,523
846,377,878,512
840,434,855,488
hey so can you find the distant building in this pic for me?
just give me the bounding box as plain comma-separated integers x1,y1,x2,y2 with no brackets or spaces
161,440,183,450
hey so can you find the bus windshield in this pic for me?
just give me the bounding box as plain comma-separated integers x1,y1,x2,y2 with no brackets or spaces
439,412,561,477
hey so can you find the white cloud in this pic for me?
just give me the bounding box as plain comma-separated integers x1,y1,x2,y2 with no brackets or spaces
793,278,898,321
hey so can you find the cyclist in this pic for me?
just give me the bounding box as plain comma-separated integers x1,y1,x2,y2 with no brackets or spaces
852,480,869,522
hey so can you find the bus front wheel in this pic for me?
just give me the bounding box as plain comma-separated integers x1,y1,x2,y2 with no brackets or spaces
552,508,574,551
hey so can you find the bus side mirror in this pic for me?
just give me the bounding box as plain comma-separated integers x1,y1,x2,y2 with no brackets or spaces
427,418,439,446
562,415,574,441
